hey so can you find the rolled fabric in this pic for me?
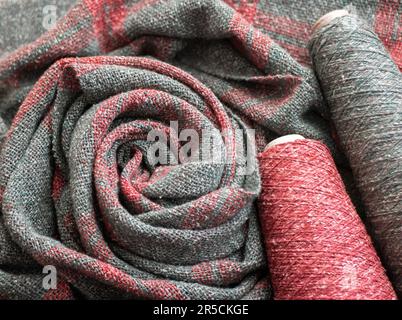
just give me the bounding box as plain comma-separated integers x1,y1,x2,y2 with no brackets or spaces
310,11,402,296
258,136,396,300
0,56,268,299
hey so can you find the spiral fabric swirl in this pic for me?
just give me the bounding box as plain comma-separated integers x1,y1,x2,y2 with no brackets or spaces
0,55,271,299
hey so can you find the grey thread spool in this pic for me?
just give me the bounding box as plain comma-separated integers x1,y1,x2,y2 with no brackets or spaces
310,11,402,296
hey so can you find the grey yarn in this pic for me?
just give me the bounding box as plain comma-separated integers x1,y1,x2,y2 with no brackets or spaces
310,14,402,296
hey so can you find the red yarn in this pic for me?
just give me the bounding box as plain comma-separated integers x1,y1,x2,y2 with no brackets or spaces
258,139,396,300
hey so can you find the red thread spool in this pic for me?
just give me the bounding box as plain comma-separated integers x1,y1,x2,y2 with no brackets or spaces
258,135,396,300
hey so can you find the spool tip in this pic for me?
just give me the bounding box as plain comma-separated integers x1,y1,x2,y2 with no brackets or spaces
313,9,349,33
267,134,305,150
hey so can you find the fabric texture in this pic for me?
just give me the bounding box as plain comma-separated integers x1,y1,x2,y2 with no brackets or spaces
0,0,400,299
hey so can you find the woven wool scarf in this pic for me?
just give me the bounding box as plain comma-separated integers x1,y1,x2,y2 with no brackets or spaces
0,0,400,299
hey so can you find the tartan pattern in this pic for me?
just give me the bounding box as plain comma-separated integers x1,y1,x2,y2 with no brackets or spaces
1,0,400,69
226,0,401,69
0,0,399,299
0,53,272,299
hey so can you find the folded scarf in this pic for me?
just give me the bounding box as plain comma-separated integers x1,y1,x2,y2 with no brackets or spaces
0,0,400,299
